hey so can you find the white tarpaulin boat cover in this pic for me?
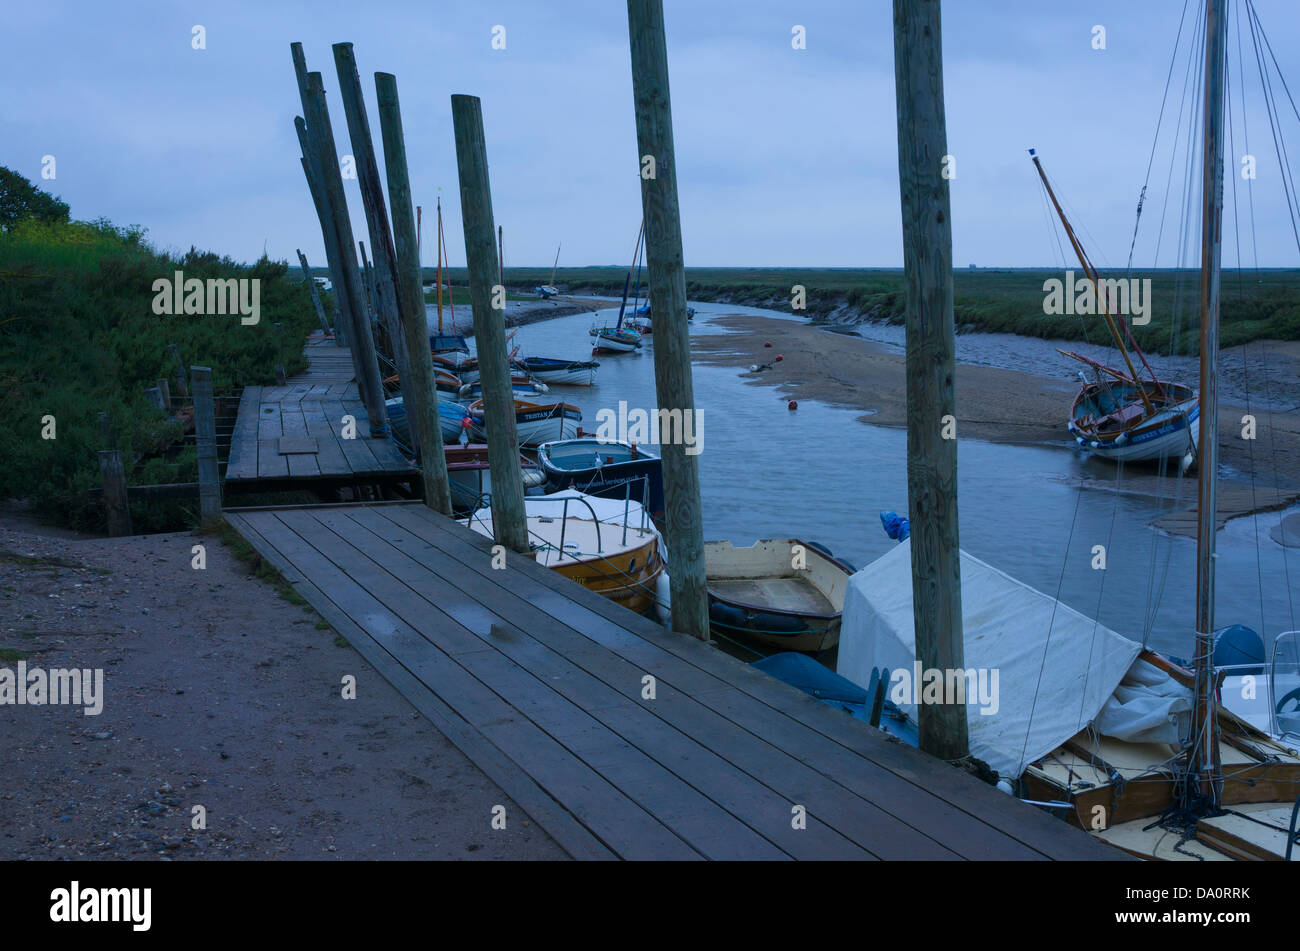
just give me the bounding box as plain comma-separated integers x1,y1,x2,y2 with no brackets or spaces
838,540,1143,779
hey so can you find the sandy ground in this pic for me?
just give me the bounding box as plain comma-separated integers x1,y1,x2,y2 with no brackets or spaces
0,510,566,861
692,314,1300,533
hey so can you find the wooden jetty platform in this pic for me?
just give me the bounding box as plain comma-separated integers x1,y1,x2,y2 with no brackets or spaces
224,500,1122,860
224,334,416,494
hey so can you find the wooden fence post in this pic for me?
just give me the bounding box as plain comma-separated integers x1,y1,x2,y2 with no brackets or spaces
893,0,968,761
98,450,131,536
156,378,172,412
376,71,454,513
191,366,222,524
625,0,708,639
450,94,528,552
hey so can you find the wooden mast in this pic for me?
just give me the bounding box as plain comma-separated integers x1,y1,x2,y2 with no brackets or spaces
549,243,561,286
1188,0,1228,811
1029,152,1157,415
436,198,444,333
893,0,969,761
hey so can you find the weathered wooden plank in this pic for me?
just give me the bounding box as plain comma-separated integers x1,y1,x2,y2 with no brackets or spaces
371,505,1006,859
380,504,1115,860
223,510,616,861
224,386,262,481
322,398,380,475
238,508,698,859
300,401,350,477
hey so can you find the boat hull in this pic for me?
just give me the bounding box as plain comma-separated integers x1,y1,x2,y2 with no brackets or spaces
1069,382,1200,463
468,398,582,447
537,438,665,519
385,396,472,447
521,358,599,386
704,539,853,654
589,328,641,353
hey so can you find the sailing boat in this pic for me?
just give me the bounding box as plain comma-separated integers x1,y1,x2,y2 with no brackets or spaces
429,197,469,366
590,221,644,354
1030,151,1200,466
536,243,561,299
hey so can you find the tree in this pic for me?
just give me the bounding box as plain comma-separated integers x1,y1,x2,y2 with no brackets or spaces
0,166,71,231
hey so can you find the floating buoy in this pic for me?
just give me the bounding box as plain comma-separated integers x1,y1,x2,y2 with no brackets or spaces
787,400,798,411
774,355,783,362
763,341,772,348
749,364,760,372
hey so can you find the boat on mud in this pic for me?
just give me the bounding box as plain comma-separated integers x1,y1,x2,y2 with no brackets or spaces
519,356,599,386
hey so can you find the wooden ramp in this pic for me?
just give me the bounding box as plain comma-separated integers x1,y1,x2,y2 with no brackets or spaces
225,335,415,490
225,501,1121,861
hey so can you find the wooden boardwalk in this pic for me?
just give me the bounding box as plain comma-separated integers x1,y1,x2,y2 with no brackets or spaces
225,500,1121,861
225,335,415,490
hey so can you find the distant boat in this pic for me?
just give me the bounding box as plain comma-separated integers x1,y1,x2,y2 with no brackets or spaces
444,443,546,512
463,491,664,615
456,378,549,400
589,326,641,353
384,395,473,447
519,356,599,386
535,242,562,299
536,437,664,519
1030,150,1198,466
705,539,854,654
467,397,581,446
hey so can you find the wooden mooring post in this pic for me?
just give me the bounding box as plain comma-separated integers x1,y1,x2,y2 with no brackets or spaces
297,248,333,337
625,0,708,640
290,43,388,435
376,70,453,514
450,94,528,552
191,366,222,524
294,117,349,348
97,450,131,536
333,42,414,427
893,0,969,761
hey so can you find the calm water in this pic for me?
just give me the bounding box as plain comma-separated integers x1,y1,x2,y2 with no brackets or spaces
429,300,1300,661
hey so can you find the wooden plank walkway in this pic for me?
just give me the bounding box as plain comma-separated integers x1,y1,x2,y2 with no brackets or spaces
225,334,416,488
225,501,1122,861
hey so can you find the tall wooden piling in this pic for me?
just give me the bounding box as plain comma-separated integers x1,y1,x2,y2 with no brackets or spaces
297,249,333,337
892,0,968,761
191,366,222,524
333,43,414,421
290,43,387,435
294,117,349,347
376,71,453,514
98,450,131,536
450,94,528,552
625,0,708,640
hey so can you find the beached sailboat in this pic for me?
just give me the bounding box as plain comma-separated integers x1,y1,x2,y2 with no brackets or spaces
462,492,664,615
467,397,582,446
518,356,599,386
590,221,645,354
704,539,854,654
535,243,561,298
1030,152,1199,465
536,437,664,520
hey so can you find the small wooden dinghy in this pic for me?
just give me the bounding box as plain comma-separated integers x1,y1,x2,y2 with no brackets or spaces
520,356,599,386
456,377,548,400
463,493,664,615
467,398,582,446
589,326,641,353
705,539,853,654
444,443,546,512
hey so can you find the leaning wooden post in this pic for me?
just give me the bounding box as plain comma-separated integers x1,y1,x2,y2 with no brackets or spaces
191,366,222,524
97,450,131,536
332,43,415,391
376,71,453,513
893,0,968,761
450,94,528,552
297,249,333,336
294,116,349,347
625,0,708,640
290,44,387,435
167,344,189,399
156,378,172,412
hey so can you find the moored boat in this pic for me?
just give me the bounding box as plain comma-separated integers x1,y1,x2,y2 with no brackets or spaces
704,539,853,654
384,395,473,447
462,492,664,615
467,397,581,446
536,437,664,520
589,326,641,353
444,443,546,512
519,356,599,386
457,377,548,400
1066,372,1199,463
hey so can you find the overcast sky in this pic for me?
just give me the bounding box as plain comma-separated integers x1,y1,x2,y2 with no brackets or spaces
4,0,1298,269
